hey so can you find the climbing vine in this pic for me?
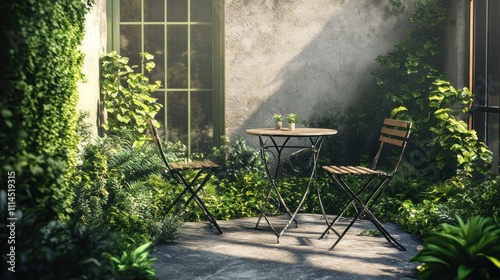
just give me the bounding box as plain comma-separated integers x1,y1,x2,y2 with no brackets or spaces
100,51,162,145
374,0,491,178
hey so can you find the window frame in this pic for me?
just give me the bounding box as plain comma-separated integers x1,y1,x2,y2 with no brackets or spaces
470,0,500,173
106,0,225,153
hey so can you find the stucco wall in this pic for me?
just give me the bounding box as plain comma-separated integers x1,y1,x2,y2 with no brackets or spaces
445,0,469,88
224,0,415,144
77,0,107,136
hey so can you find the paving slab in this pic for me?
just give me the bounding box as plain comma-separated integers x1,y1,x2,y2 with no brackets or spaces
152,214,422,279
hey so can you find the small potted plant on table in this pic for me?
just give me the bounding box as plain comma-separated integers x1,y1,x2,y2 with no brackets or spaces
273,114,283,130
287,113,298,131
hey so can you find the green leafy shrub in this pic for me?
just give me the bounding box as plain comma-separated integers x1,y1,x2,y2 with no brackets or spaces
411,216,500,280
206,136,267,219
441,174,500,222
108,242,157,280
73,134,183,249
100,51,162,144
2,210,115,280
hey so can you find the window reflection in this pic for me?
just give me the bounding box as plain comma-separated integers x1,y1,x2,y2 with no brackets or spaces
191,25,213,89
120,25,141,67
168,0,187,22
145,0,164,22
167,91,188,145
191,0,212,22
145,25,165,85
120,0,141,22
167,25,188,88
191,91,214,152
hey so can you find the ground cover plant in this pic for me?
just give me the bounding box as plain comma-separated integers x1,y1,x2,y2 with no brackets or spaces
411,216,500,279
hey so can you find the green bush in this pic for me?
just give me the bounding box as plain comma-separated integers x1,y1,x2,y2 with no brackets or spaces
206,136,267,219
100,51,162,144
73,133,183,249
1,210,116,280
384,173,500,235
412,216,500,280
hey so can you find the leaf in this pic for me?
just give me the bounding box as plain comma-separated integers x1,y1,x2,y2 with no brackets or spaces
116,114,131,123
457,265,475,280
391,106,408,117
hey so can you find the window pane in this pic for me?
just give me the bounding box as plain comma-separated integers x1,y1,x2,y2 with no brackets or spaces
167,91,188,144
473,0,487,107
488,113,499,172
191,0,212,22
488,0,500,107
167,25,188,88
145,25,165,86
167,0,187,22
120,0,141,22
120,25,142,67
191,91,213,153
145,0,164,22
191,25,213,89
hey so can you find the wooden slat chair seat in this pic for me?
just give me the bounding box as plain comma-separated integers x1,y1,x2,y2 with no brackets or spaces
322,165,386,176
320,118,412,251
169,160,220,171
147,119,223,234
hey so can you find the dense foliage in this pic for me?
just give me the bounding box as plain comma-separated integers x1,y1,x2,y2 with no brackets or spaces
374,0,491,178
73,132,183,250
411,216,500,279
0,0,91,223
0,2,159,278
100,51,162,144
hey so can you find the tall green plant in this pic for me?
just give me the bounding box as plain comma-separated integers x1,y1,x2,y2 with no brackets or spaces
100,51,162,143
428,80,492,174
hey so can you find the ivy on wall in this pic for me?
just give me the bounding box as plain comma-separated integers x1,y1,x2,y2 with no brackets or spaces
0,0,93,221
373,0,492,178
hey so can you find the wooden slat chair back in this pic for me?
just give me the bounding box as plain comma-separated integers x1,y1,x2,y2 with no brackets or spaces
147,119,223,234
320,118,411,251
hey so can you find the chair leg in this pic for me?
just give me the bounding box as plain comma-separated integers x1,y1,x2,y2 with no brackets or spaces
320,176,376,239
324,174,405,251
174,170,224,234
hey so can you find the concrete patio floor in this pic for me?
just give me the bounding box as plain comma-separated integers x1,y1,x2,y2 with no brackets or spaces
152,214,423,279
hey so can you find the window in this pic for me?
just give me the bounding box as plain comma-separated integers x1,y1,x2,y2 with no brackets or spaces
471,0,500,173
108,0,224,154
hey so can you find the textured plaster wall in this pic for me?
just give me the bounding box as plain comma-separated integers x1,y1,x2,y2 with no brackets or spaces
444,0,469,88
77,0,107,136
225,0,415,143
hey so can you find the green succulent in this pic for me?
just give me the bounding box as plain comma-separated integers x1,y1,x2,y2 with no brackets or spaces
286,113,298,123
411,215,500,280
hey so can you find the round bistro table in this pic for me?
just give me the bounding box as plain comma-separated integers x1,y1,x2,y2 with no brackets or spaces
246,127,338,243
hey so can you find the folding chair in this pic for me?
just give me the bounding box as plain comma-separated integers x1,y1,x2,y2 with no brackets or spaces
320,118,411,251
147,119,223,234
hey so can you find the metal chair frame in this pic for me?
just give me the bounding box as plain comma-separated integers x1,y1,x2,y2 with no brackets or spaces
320,118,412,251
147,119,223,234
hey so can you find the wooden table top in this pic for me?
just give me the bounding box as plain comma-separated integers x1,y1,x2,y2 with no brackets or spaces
245,127,338,137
